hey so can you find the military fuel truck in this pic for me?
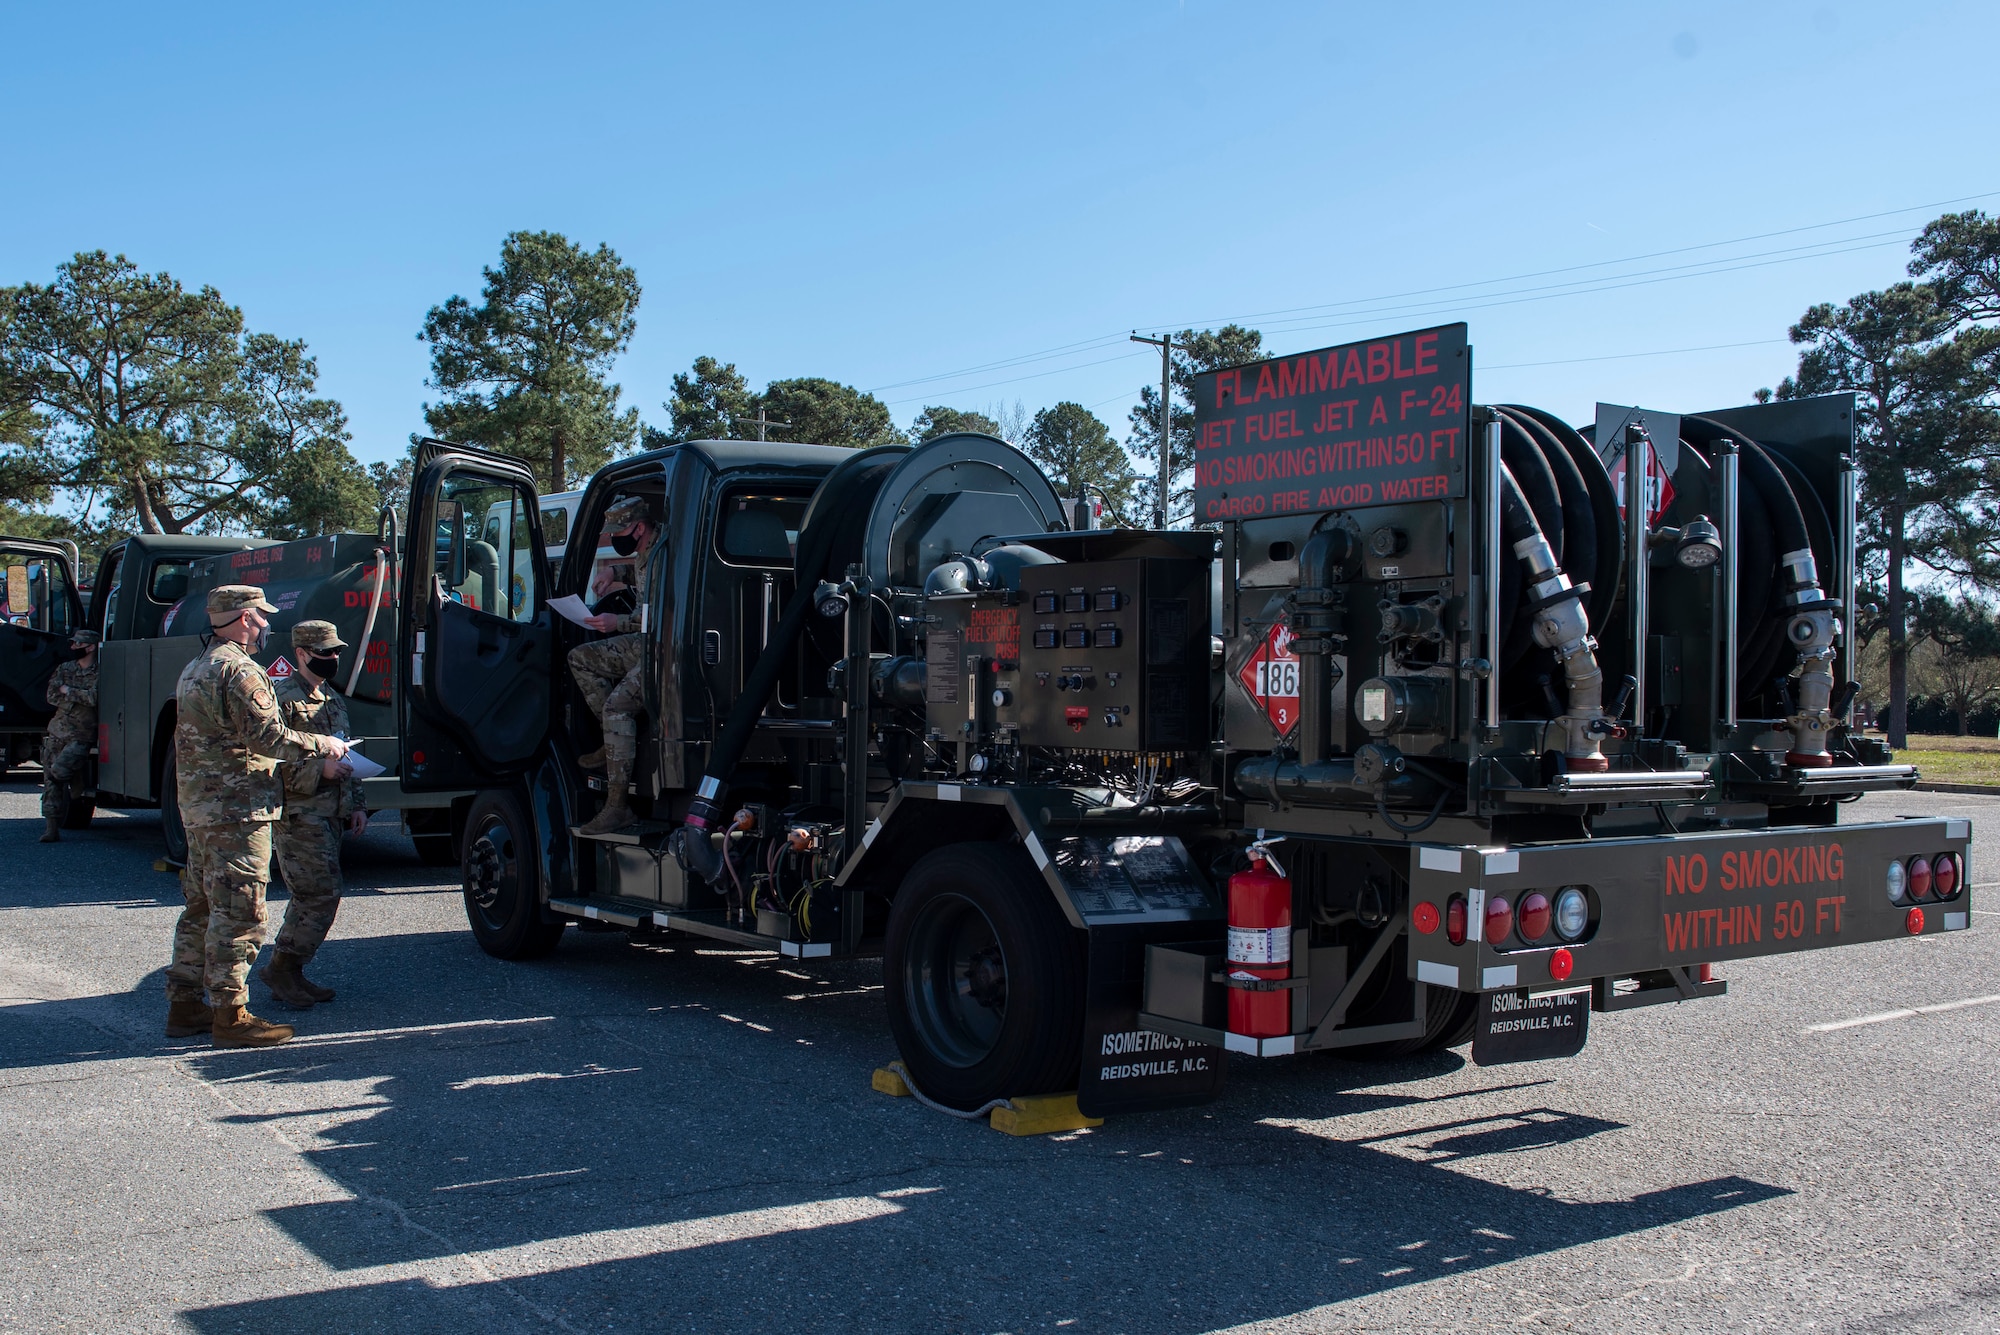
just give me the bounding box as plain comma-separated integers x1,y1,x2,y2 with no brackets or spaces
91,526,468,864
397,320,1971,1116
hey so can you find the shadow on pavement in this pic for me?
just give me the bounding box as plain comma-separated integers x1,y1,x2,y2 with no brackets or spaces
122,928,1785,1334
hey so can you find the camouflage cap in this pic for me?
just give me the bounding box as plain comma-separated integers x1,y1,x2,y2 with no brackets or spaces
206,584,278,617
291,619,345,652
70,628,102,647
603,496,653,530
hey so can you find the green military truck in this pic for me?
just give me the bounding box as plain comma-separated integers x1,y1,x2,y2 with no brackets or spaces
90,527,468,864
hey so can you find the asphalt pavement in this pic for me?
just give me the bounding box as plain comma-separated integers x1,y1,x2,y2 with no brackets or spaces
1,780,1996,1334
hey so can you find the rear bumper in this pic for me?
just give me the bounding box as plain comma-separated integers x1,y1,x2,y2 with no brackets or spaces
1406,817,1973,994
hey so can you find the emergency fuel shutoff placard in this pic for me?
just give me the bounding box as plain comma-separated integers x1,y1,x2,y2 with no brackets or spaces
1191,322,1470,522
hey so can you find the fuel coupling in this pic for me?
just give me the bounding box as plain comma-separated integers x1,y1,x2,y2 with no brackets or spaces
1514,527,1611,772
1779,547,1840,767
1378,596,1445,645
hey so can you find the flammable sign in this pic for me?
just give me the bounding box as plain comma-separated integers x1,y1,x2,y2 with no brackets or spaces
1237,619,1301,738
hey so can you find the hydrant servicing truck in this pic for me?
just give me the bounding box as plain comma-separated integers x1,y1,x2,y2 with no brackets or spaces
393,320,1970,1117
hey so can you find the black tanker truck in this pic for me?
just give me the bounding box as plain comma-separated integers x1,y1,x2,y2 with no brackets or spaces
396,320,1971,1116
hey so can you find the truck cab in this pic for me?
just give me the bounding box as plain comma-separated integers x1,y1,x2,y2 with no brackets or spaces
0,537,88,772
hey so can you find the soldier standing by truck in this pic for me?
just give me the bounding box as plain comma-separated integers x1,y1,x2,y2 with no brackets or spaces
37,628,99,843
569,495,655,834
165,587,349,1047
261,620,366,1010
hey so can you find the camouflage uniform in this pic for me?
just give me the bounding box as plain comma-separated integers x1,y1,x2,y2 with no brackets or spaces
272,621,364,963
39,632,99,831
167,591,341,1009
567,496,654,789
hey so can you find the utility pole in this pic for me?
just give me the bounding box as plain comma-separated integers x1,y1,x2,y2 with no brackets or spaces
750,406,792,442
1131,332,1173,529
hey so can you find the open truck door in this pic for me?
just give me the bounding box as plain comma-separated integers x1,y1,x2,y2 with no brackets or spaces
0,539,86,746
399,441,554,791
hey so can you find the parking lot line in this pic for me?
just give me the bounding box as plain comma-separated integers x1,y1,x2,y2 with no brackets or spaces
1806,993,2000,1033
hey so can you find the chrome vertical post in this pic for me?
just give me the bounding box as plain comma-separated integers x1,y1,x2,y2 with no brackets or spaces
1839,455,1857,718
1719,439,1740,730
1484,417,1502,730
1625,423,1650,731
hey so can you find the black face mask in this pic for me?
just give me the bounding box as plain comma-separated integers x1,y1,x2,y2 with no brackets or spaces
609,530,639,557
305,653,342,679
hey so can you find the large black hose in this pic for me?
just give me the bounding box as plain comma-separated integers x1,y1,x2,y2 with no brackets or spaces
1679,416,1827,708
678,445,909,873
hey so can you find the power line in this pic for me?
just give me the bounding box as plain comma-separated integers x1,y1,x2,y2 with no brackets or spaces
1156,188,1999,331
868,187,1997,407
1479,337,1792,372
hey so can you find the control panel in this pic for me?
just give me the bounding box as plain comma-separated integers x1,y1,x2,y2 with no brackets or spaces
926,555,1210,752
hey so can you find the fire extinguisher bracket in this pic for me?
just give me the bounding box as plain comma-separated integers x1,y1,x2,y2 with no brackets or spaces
1213,972,1309,991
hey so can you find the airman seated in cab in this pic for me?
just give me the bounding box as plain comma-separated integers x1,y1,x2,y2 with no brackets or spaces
569,495,657,834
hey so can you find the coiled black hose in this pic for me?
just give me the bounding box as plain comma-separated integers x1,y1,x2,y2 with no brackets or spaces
1678,416,1832,711
1493,406,1621,718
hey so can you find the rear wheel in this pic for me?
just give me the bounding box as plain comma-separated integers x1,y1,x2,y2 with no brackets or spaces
461,788,564,960
159,749,188,866
1342,977,1476,1060
883,843,1085,1111
62,795,95,830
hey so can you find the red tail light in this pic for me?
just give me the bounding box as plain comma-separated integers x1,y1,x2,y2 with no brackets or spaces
1933,852,1959,899
1907,856,1933,900
1413,900,1441,934
1485,895,1514,944
1446,894,1467,945
1517,892,1551,942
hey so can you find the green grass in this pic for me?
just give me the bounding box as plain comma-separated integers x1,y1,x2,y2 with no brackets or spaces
1887,734,2000,786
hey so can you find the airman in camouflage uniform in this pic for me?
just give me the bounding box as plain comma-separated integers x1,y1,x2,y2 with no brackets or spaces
38,628,99,843
263,620,368,1010
568,496,656,834
165,586,349,1048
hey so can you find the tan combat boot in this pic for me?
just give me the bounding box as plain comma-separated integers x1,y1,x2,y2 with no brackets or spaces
165,996,214,1037
212,1004,294,1048
38,815,60,843
576,746,606,771
260,951,320,1010
578,751,635,835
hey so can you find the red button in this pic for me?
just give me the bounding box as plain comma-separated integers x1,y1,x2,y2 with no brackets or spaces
1412,901,1441,935
1906,907,1925,935
1548,947,1574,981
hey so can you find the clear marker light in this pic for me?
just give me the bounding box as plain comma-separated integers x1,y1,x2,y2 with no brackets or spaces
1554,887,1589,940
1885,859,1907,904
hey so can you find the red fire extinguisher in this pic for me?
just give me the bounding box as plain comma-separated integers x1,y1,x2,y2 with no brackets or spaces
1228,836,1291,1039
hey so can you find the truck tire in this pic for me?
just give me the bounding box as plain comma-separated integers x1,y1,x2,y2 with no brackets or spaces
883,843,1085,1111
1421,991,1481,1052
461,789,564,960
62,795,95,830
159,749,188,867
1342,981,1474,1061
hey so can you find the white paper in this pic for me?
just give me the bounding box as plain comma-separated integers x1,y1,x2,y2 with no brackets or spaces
548,594,595,626
343,751,387,780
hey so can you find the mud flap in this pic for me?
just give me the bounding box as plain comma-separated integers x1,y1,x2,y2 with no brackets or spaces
1077,923,1228,1117
1471,986,1590,1066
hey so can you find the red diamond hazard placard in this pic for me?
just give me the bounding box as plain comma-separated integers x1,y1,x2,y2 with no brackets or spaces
267,656,294,679
1608,439,1675,524
1237,620,1300,738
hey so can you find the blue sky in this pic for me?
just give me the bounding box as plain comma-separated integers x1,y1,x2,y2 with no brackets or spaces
3,1,1994,475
